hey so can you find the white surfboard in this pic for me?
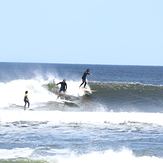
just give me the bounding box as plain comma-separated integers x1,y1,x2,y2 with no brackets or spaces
56,99,75,104
61,99,76,104
55,99,64,103
24,108,34,111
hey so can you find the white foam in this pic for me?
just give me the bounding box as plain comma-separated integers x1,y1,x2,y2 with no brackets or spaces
0,148,33,159
54,149,163,163
66,80,85,96
0,79,56,108
0,77,93,109
2,148,161,163
1,111,163,126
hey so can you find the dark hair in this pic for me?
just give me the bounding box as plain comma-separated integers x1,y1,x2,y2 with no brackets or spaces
86,69,90,72
25,91,28,94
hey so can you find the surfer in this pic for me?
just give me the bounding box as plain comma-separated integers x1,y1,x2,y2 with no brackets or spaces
24,91,30,110
56,79,67,99
79,69,92,88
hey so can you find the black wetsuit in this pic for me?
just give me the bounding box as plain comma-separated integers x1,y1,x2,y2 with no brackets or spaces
80,71,91,88
82,71,90,80
57,82,67,92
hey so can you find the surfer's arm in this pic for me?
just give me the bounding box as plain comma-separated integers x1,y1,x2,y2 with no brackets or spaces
56,82,61,86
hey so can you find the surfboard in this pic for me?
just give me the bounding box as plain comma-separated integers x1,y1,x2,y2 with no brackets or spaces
24,108,34,111
55,99,64,103
61,99,76,104
82,88,98,92
56,99,75,104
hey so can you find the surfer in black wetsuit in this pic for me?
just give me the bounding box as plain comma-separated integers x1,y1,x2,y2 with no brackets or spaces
56,79,67,99
24,91,30,110
79,69,92,88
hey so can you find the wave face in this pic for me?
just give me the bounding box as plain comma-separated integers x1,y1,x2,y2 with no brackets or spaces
1,63,163,162
1,79,163,112
89,82,163,112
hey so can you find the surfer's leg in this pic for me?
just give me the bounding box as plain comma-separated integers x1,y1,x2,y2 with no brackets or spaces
57,92,60,99
27,101,30,108
57,90,61,99
79,82,84,87
62,89,66,100
24,101,27,110
80,79,86,88
24,103,26,109
84,81,87,88
64,92,66,100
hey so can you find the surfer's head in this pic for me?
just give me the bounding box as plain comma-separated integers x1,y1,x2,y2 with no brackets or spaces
63,79,66,82
87,69,90,72
25,91,28,94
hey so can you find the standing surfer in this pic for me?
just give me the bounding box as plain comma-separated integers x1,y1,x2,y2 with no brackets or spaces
56,79,67,99
24,91,30,110
79,69,92,88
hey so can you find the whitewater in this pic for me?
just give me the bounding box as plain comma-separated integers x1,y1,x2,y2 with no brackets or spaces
0,62,163,163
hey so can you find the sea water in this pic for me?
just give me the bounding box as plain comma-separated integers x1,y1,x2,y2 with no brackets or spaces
0,62,163,163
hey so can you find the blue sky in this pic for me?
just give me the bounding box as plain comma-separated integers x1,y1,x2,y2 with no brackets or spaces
0,0,163,65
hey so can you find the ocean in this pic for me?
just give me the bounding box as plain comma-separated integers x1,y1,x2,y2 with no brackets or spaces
0,62,163,163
